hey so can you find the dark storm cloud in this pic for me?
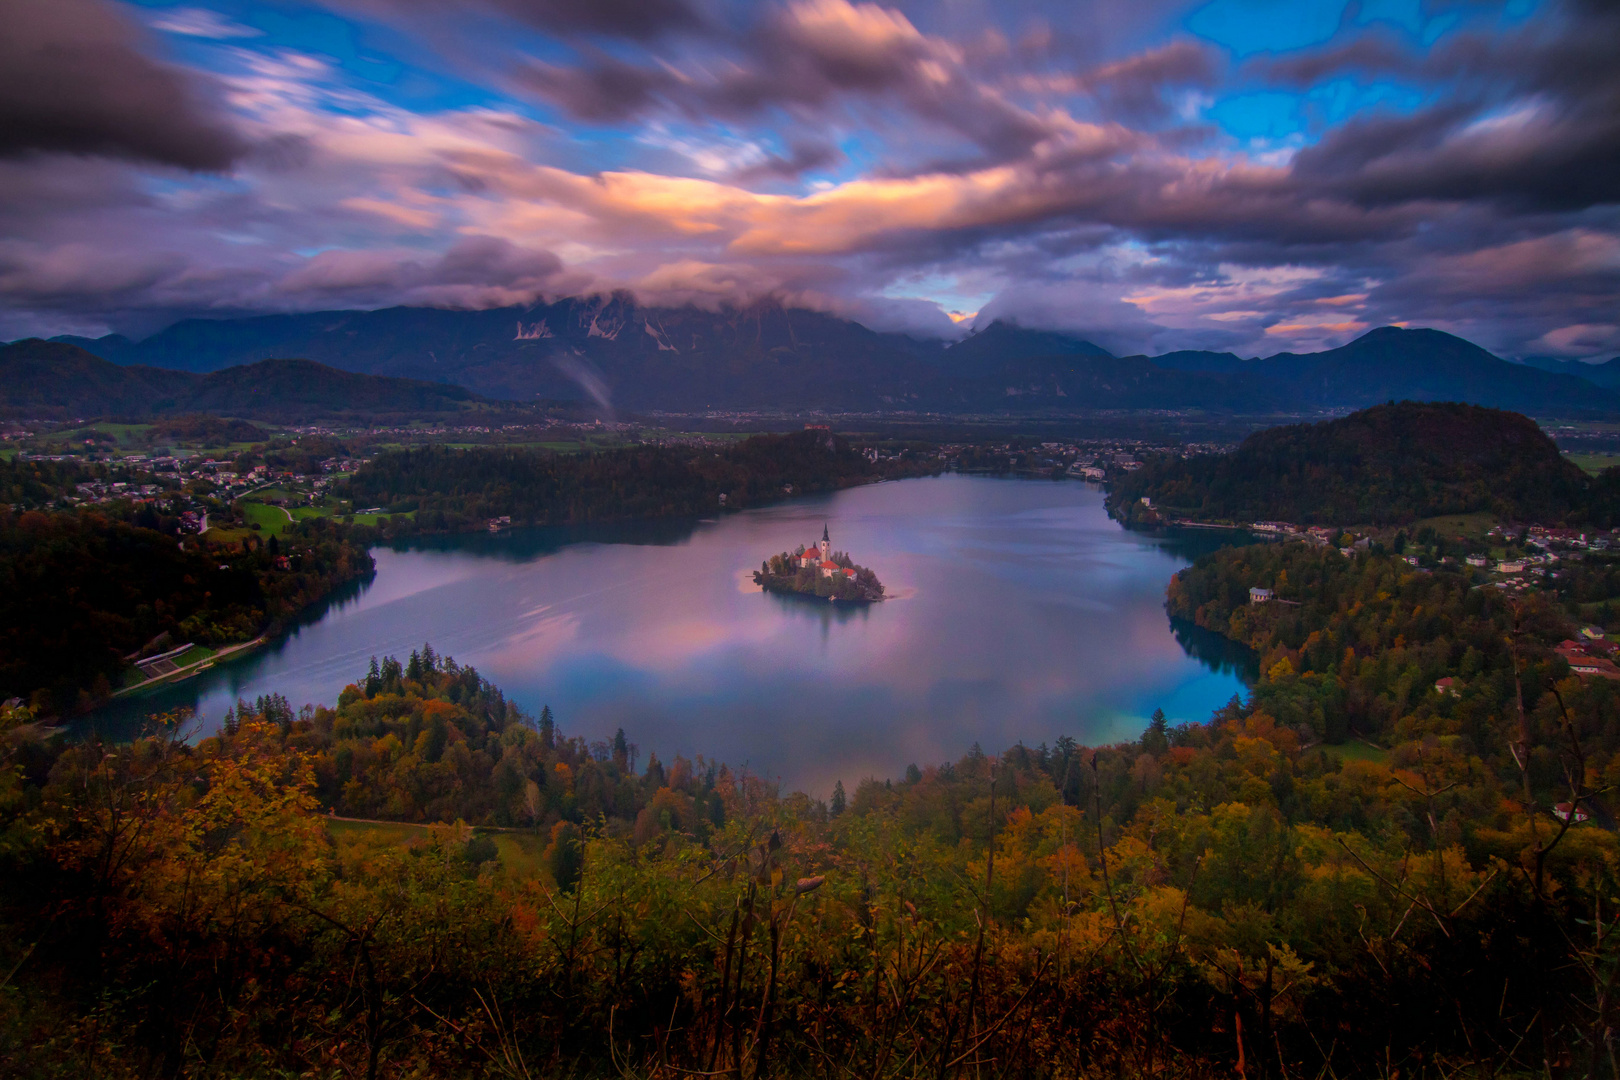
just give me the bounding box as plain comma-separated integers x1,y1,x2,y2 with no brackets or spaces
731,139,846,182
352,0,707,40
0,0,248,171
489,0,705,37
1293,102,1620,210
519,0,1056,167
1077,40,1221,122
276,236,567,306
1254,34,1420,86
1263,0,1620,212
520,52,671,123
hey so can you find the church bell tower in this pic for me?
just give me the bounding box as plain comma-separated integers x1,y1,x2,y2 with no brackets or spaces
819,524,831,562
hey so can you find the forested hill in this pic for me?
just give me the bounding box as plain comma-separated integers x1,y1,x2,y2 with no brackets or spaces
345,429,938,533
0,339,483,419
1108,401,1596,526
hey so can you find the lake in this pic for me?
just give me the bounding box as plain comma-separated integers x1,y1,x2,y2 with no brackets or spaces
95,475,1254,795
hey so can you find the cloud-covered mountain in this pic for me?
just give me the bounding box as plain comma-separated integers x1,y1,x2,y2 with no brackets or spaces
32,303,1620,416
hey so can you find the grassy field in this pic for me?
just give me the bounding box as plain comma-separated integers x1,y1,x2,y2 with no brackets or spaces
172,643,216,667
120,644,219,688
239,501,292,535
1317,740,1390,764
62,422,152,448
1567,453,1620,476
349,511,409,527
1406,511,1498,540
326,818,548,880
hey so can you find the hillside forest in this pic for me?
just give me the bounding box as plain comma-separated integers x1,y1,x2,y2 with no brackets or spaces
1109,402,1620,527
4,562,1620,1080
343,430,938,534
0,510,371,713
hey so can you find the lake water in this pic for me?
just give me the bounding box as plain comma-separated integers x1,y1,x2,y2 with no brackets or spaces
95,475,1253,795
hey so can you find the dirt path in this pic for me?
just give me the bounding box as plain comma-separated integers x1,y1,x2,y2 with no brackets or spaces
324,813,529,834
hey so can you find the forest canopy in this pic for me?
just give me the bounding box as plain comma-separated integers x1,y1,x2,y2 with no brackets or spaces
344,429,937,533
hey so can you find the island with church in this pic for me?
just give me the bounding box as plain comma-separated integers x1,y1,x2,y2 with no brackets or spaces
754,524,886,603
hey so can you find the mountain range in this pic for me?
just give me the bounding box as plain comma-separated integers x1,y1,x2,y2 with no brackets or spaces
20,296,1620,416
0,340,482,419
1517,354,1620,391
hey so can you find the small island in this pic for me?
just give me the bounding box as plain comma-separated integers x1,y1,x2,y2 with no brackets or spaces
754,524,885,602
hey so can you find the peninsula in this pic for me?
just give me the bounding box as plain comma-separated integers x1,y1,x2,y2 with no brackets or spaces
754,524,885,602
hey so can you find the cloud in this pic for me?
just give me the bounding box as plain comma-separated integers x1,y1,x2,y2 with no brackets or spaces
351,0,706,40
2,0,1620,364
150,8,264,40
1077,40,1222,121
1530,323,1620,357
1266,0,1620,212
519,0,1059,168
0,0,248,170
730,139,845,182
1293,96,1620,211
276,235,567,307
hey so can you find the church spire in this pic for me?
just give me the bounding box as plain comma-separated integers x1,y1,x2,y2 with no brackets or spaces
822,523,830,542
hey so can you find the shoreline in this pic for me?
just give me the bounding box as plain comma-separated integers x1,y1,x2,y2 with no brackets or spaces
758,578,885,604
111,634,269,698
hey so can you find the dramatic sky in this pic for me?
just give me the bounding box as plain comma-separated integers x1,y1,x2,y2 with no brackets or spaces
2,0,1617,358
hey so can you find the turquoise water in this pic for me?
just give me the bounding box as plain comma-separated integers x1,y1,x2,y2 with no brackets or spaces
95,475,1253,795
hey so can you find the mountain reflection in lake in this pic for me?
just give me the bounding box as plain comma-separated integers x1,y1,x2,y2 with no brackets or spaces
93,475,1254,795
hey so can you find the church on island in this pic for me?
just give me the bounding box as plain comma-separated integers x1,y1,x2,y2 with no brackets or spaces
796,525,859,583
754,524,885,602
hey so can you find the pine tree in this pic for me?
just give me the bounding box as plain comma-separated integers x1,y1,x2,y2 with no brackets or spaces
830,779,846,816
1142,707,1170,755
539,705,555,749
365,655,382,698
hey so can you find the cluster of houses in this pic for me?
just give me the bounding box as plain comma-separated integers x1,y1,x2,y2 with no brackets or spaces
1555,627,1620,681
931,438,1197,480
1250,522,1374,552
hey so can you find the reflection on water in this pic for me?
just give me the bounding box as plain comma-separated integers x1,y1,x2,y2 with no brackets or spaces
394,516,705,562
1170,617,1259,685
88,476,1254,795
